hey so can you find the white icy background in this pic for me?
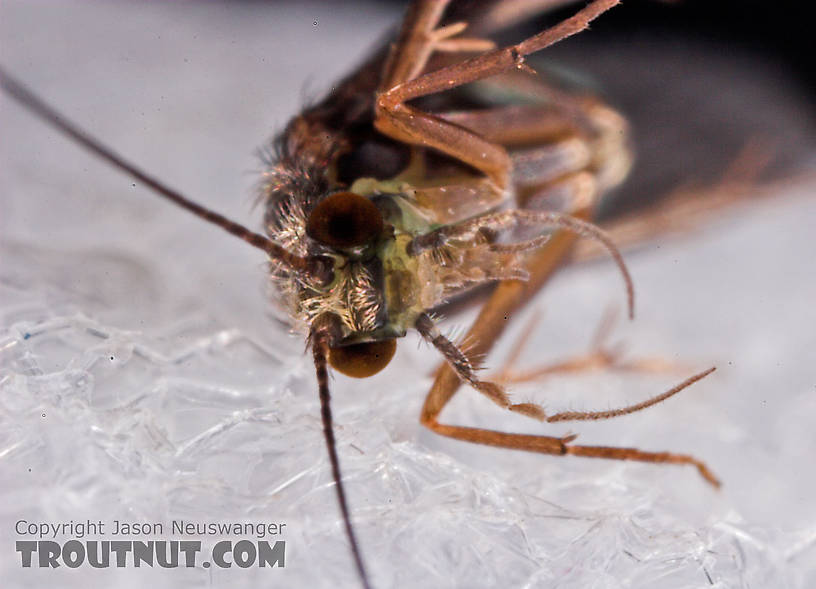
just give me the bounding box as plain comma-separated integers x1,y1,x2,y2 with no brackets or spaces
1,1,815,588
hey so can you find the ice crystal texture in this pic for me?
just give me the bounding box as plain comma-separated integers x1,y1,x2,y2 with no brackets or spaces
2,2,815,588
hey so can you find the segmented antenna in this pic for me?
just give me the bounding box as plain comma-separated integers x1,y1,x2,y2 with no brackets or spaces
311,316,373,589
0,66,330,285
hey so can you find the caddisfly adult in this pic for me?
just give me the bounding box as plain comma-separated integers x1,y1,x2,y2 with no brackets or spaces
0,1,723,587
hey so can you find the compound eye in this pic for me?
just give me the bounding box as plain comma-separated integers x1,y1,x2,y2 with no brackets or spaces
306,191,384,248
328,339,396,378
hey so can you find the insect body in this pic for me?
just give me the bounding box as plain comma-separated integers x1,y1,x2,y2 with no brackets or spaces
0,1,721,587
262,0,635,379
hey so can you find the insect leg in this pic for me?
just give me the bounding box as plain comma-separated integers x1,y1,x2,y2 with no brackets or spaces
403,102,619,231
439,104,584,147
375,0,620,187
384,0,619,105
565,444,720,487
380,0,495,94
417,310,714,426
410,197,635,318
390,111,607,242
417,89,619,419
427,422,720,487
468,0,604,36
421,364,720,487
375,98,513,188
397,123,602,229
420,210,591,428
379,0,452,93
542,367,716,423
417,187,719,486
492,309,686,384
458,73,634,193
416,312,577,421
415,313,511,409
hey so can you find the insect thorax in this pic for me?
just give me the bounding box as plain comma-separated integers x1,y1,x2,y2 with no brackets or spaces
259,117,522,343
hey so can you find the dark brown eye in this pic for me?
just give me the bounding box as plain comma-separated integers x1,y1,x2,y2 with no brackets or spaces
306,191,384,248
328,339,396,378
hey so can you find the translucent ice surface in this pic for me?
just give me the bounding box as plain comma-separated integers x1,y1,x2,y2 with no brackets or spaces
2,2,815,588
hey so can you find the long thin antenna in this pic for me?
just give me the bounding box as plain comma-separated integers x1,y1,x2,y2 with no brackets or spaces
0,66,322,281
311,329,373,589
